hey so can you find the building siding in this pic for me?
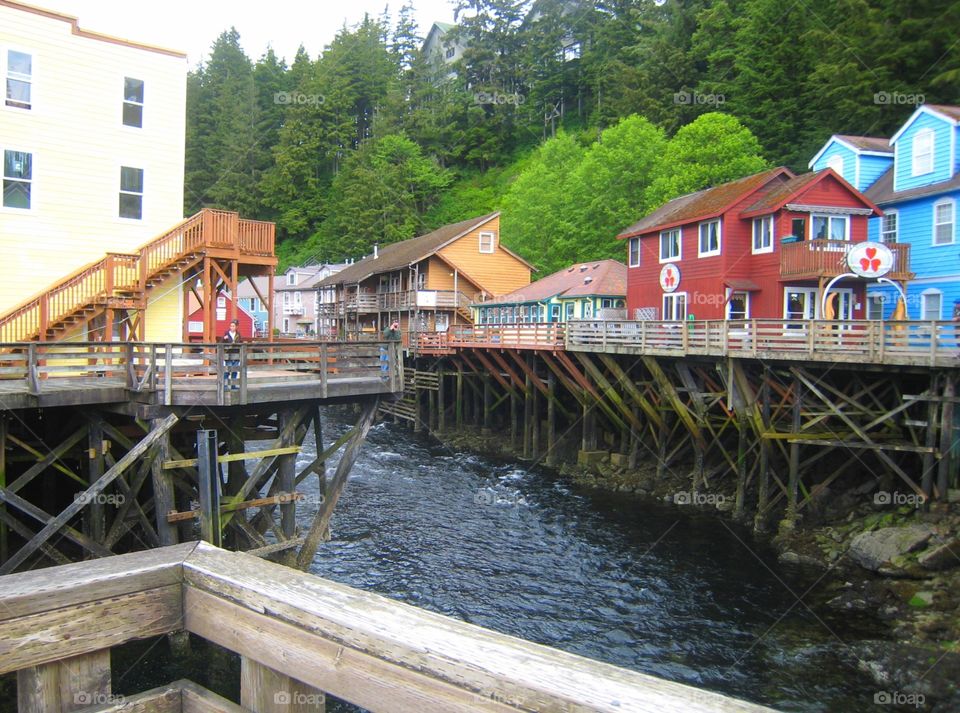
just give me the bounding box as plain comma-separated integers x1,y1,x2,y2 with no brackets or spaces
893,111,955,192
0,4,186,316
143,271,184,342
437,216,531,297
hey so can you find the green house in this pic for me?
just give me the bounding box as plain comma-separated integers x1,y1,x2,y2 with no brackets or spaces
472,259,627,324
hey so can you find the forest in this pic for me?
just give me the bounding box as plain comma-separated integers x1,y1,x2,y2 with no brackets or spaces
184,0,959,275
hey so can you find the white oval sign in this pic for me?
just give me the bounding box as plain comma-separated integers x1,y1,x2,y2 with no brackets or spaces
847,241,894,278
660,263,681,293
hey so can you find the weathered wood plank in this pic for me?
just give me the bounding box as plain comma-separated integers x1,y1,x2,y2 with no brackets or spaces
0,542,195,622
180,679,249,713
68,683,181,713
163,445,302,470
1,583,183,674
241,657,326,712
183,543,776,713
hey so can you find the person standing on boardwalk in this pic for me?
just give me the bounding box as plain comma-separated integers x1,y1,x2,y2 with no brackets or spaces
224,318,242,390
380,321,401,381
383,320,402,341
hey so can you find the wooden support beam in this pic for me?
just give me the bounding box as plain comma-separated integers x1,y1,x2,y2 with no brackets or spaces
151,420,177,548
278,410,298,539
167,492,304,522
642,356,707,453
596,354,662,429
0,417,6,563
573,352,645,434
242,656,326,712
922,374,940,503
546,370,558,467
86,416,106,547
6,428,88,492
0,487,113,561
938,373,955,501
296,397,380,570
17,649,111,713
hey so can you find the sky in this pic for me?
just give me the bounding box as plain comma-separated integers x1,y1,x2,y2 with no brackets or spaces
36,0,457,66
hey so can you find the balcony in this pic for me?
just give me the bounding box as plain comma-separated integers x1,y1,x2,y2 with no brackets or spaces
780,239,912,281
282,303,304,316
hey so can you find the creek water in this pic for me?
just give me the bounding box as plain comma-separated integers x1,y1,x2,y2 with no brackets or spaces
289,408,885,713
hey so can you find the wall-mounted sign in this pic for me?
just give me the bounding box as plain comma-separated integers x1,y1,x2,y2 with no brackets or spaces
660,263,681,293
847,242,893,278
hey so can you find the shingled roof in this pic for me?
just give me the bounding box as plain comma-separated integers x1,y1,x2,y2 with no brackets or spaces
486,260,626,304
865,166,960,205
617,168,791,239
317,213,530,288
834,135,892,153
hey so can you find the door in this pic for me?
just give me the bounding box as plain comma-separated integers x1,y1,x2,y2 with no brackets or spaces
435,312,449,332
784,287,818,320
662,292,687,321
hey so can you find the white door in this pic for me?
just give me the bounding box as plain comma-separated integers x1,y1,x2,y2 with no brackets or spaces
662,292,688,321
784,287,819,320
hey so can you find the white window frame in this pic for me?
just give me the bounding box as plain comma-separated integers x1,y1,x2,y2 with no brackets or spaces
287,272,297,286
122,76,144,128
118,165,144,221
583,301,593,318
810,213,850,241
662,292,687,321
628,237,640,267
752,216,774,254
920,289,943,320
912,128,934,176
826,154,844,178
294,291,302,306
564,302,575,321
2,148,33,211
783,287,819,320
282,318,290,333
283,292,291,306
478,231,495,254
725,290,750,320
880,210,898,244
4,48,32,111
933,199,955,246
659,228,681,263
698,219,721,258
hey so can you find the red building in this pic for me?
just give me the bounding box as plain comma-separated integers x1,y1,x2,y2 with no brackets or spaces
186,293,255,342
617,167,908,322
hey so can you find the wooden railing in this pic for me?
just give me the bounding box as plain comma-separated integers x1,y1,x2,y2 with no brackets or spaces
448,323,567,349
0,339,402,407
566,319,960,366
0,209,276,343
0,542,776,712
780,239,912,279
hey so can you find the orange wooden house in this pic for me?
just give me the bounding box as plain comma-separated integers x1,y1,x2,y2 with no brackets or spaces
317,213,533,338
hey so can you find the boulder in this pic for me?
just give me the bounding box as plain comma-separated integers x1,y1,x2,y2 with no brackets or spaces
918,537,960,571
848,525,936,574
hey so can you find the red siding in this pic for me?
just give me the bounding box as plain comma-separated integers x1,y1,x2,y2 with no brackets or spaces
187,294,255,342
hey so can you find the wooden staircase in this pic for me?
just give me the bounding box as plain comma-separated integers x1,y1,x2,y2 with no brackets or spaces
0,209,275,342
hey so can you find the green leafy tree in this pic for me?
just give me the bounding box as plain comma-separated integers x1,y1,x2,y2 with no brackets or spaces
646,112,768,207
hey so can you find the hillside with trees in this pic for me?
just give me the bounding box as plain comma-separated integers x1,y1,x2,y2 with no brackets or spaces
184,0,959,274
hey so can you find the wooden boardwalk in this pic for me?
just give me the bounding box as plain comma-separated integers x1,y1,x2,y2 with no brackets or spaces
0,339,403,413
431,319,960,369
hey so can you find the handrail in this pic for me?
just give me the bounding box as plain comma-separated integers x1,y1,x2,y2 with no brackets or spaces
0,209,277,343
780,239,912,279
0,542,776,712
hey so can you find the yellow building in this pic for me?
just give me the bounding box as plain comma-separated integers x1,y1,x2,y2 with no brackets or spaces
0,2,275,343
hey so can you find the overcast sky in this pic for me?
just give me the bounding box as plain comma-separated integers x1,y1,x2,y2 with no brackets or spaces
40,0,457,66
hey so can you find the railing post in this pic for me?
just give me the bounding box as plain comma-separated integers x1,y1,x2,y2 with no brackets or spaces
320,343,328,397
239,344,248,403
163,346,173,405
125,342,135,389
104,254,114,296
197,429,222,547
149,343,158,392
931,320,938,366
216,343,225,406
26,342,39,395
38,295,48,342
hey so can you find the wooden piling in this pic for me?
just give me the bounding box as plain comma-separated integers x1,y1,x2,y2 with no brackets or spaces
937,373,955,501
278,410,297,539
197,429,222,547
546,370,558,467
86,417,105,547
788,378,802,522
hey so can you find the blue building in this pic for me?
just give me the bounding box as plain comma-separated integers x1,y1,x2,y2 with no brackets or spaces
809,105,960,319
237,276,270,337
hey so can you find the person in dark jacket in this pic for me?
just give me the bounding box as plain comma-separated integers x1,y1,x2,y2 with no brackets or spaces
224,319,241,390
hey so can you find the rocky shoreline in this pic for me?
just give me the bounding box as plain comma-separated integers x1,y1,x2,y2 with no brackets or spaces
438,426,960,711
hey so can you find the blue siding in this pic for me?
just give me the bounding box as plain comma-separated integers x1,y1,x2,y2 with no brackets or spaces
859,154,894,190
810,141,857,184
893,111,955,191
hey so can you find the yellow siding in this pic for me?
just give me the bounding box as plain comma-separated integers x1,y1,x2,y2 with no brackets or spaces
144,272,184,342
437,216,531,297
424,257,454,290
0,4,186,315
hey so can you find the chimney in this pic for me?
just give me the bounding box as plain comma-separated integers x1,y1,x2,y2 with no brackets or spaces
373,243,379,259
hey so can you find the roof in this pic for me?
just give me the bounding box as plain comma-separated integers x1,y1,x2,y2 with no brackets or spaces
485,260,626,305
890,104,960,144
237,276,269,299
835,135,892,153
318,213,529,288
617,168,791,239
276,264,348,291
740,168,881,217
1,0,187,58
864,166,960,206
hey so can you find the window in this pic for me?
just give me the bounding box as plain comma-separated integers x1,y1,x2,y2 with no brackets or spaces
119,166,143,219
601,298,613,309
6,50,31,109
698,220,720,257
880,211,898,243
282,318,290,333
417,271,427,289
287,272,297,286
561,42,581,62
921,290,942,320
565,302,575,321
628,237,640,267
294,291,302,306
934,200,955,245
478,231,495,253
752,216,774,253
662,292,687,321
659,228,681,262
866,295,886,321
811,214,848,240
3,150,32,209
726,291,749,320
550,304,561,322
912,128,934,176
826,154,845,178
445,46,455,60
123,78,144,128
283,292,290,306
583,301,593,318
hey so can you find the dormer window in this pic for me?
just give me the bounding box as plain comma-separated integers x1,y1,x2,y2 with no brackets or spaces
912,128,934,176
287,272,297,286
478,231,495,253
826,154,844,178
